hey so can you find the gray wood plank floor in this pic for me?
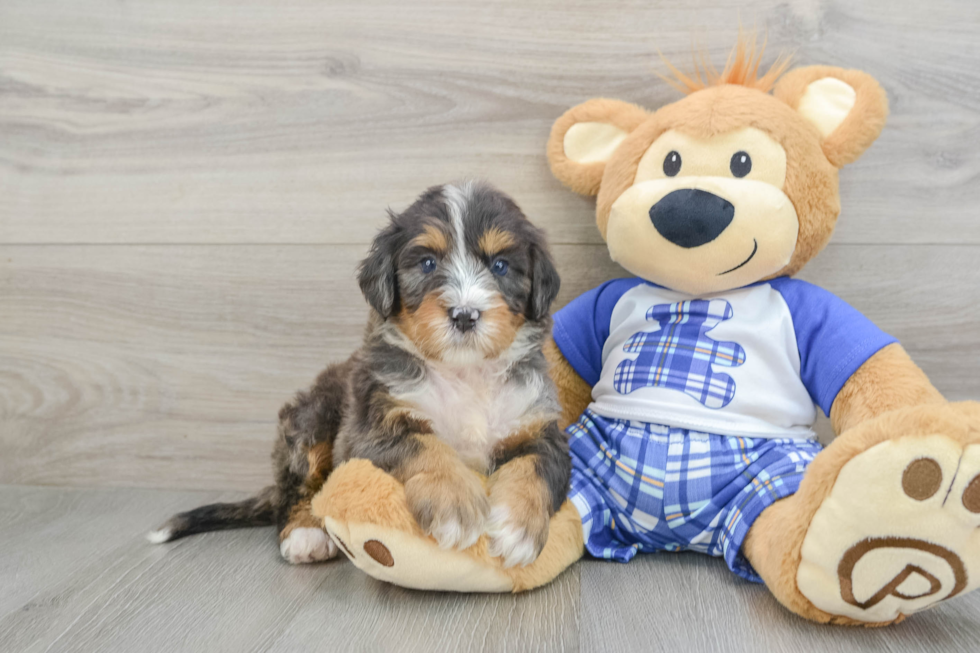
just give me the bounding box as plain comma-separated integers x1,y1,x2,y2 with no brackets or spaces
3,485,979,652
2,0,980,650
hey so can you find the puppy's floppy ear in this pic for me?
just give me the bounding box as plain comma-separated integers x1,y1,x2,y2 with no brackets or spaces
774,66,889,168
547,98,649,196
527,239,561,321
358,216,402,318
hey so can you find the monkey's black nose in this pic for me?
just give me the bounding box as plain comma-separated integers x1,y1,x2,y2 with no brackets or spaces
649,189,735,248
450,306,480,333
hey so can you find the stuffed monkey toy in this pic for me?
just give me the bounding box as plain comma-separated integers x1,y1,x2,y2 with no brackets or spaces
314,40,980,626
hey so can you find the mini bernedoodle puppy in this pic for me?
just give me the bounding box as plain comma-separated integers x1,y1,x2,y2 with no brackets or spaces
150,181,569,568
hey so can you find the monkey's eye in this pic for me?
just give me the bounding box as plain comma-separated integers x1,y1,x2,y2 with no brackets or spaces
491,259,509,276
420,257,437,274
730,151,752,178
663,151,682,177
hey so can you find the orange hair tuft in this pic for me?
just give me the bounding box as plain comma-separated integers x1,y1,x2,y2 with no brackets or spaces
658,32,793,95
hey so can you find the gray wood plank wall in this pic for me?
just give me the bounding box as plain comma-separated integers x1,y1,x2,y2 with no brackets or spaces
4,1,980,651
3,0,979,492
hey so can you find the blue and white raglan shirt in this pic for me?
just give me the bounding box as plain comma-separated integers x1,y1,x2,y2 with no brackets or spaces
553,278,898,439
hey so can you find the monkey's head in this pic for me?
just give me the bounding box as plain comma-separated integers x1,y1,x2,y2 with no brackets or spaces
548,40,889,295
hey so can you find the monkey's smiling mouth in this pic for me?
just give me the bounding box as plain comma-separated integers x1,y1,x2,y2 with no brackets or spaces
718,238,758,275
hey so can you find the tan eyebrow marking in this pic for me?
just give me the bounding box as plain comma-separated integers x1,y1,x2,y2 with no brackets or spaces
410,223,448,252
478,227,516,256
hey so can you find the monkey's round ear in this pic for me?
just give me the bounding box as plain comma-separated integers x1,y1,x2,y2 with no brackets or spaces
774,66,889,168
547,98,649,196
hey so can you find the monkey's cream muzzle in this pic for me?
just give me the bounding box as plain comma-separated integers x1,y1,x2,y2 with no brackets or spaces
606,175,799,296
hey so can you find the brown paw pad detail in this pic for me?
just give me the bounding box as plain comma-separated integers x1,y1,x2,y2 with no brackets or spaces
963,474,980,513
901,457,943,501
838,537,967,610
363,540,394,567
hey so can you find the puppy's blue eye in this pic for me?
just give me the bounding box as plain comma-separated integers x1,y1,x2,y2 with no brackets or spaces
420,257,437,274
491,259,509,276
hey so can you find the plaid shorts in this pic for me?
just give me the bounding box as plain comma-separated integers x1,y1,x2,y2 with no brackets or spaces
567,409,822,582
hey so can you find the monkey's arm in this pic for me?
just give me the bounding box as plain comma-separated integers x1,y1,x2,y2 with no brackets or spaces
829,343,946,435
544,338,593,430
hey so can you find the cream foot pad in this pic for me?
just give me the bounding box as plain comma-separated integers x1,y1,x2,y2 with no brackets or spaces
323,516,513,592
798,435,980,622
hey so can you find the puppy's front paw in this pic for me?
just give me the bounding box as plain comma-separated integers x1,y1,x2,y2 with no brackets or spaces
487,503,549,568
404,469,489,550
487,467,551,568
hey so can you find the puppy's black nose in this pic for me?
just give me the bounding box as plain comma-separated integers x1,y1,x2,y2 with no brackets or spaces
649,189,735,248
450,306,480,333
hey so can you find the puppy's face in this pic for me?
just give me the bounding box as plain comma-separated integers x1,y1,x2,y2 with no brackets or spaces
358,182,560,364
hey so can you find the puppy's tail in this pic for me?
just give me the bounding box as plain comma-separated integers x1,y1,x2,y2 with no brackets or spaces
147,485,277,543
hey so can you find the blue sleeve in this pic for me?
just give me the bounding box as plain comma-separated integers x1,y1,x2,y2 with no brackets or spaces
551,278,645,387
770,278,898,416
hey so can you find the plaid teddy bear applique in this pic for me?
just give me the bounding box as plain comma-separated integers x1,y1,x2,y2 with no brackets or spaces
613,299,746,409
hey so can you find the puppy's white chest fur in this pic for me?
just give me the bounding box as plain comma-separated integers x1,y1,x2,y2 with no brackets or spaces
395,361,540,470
